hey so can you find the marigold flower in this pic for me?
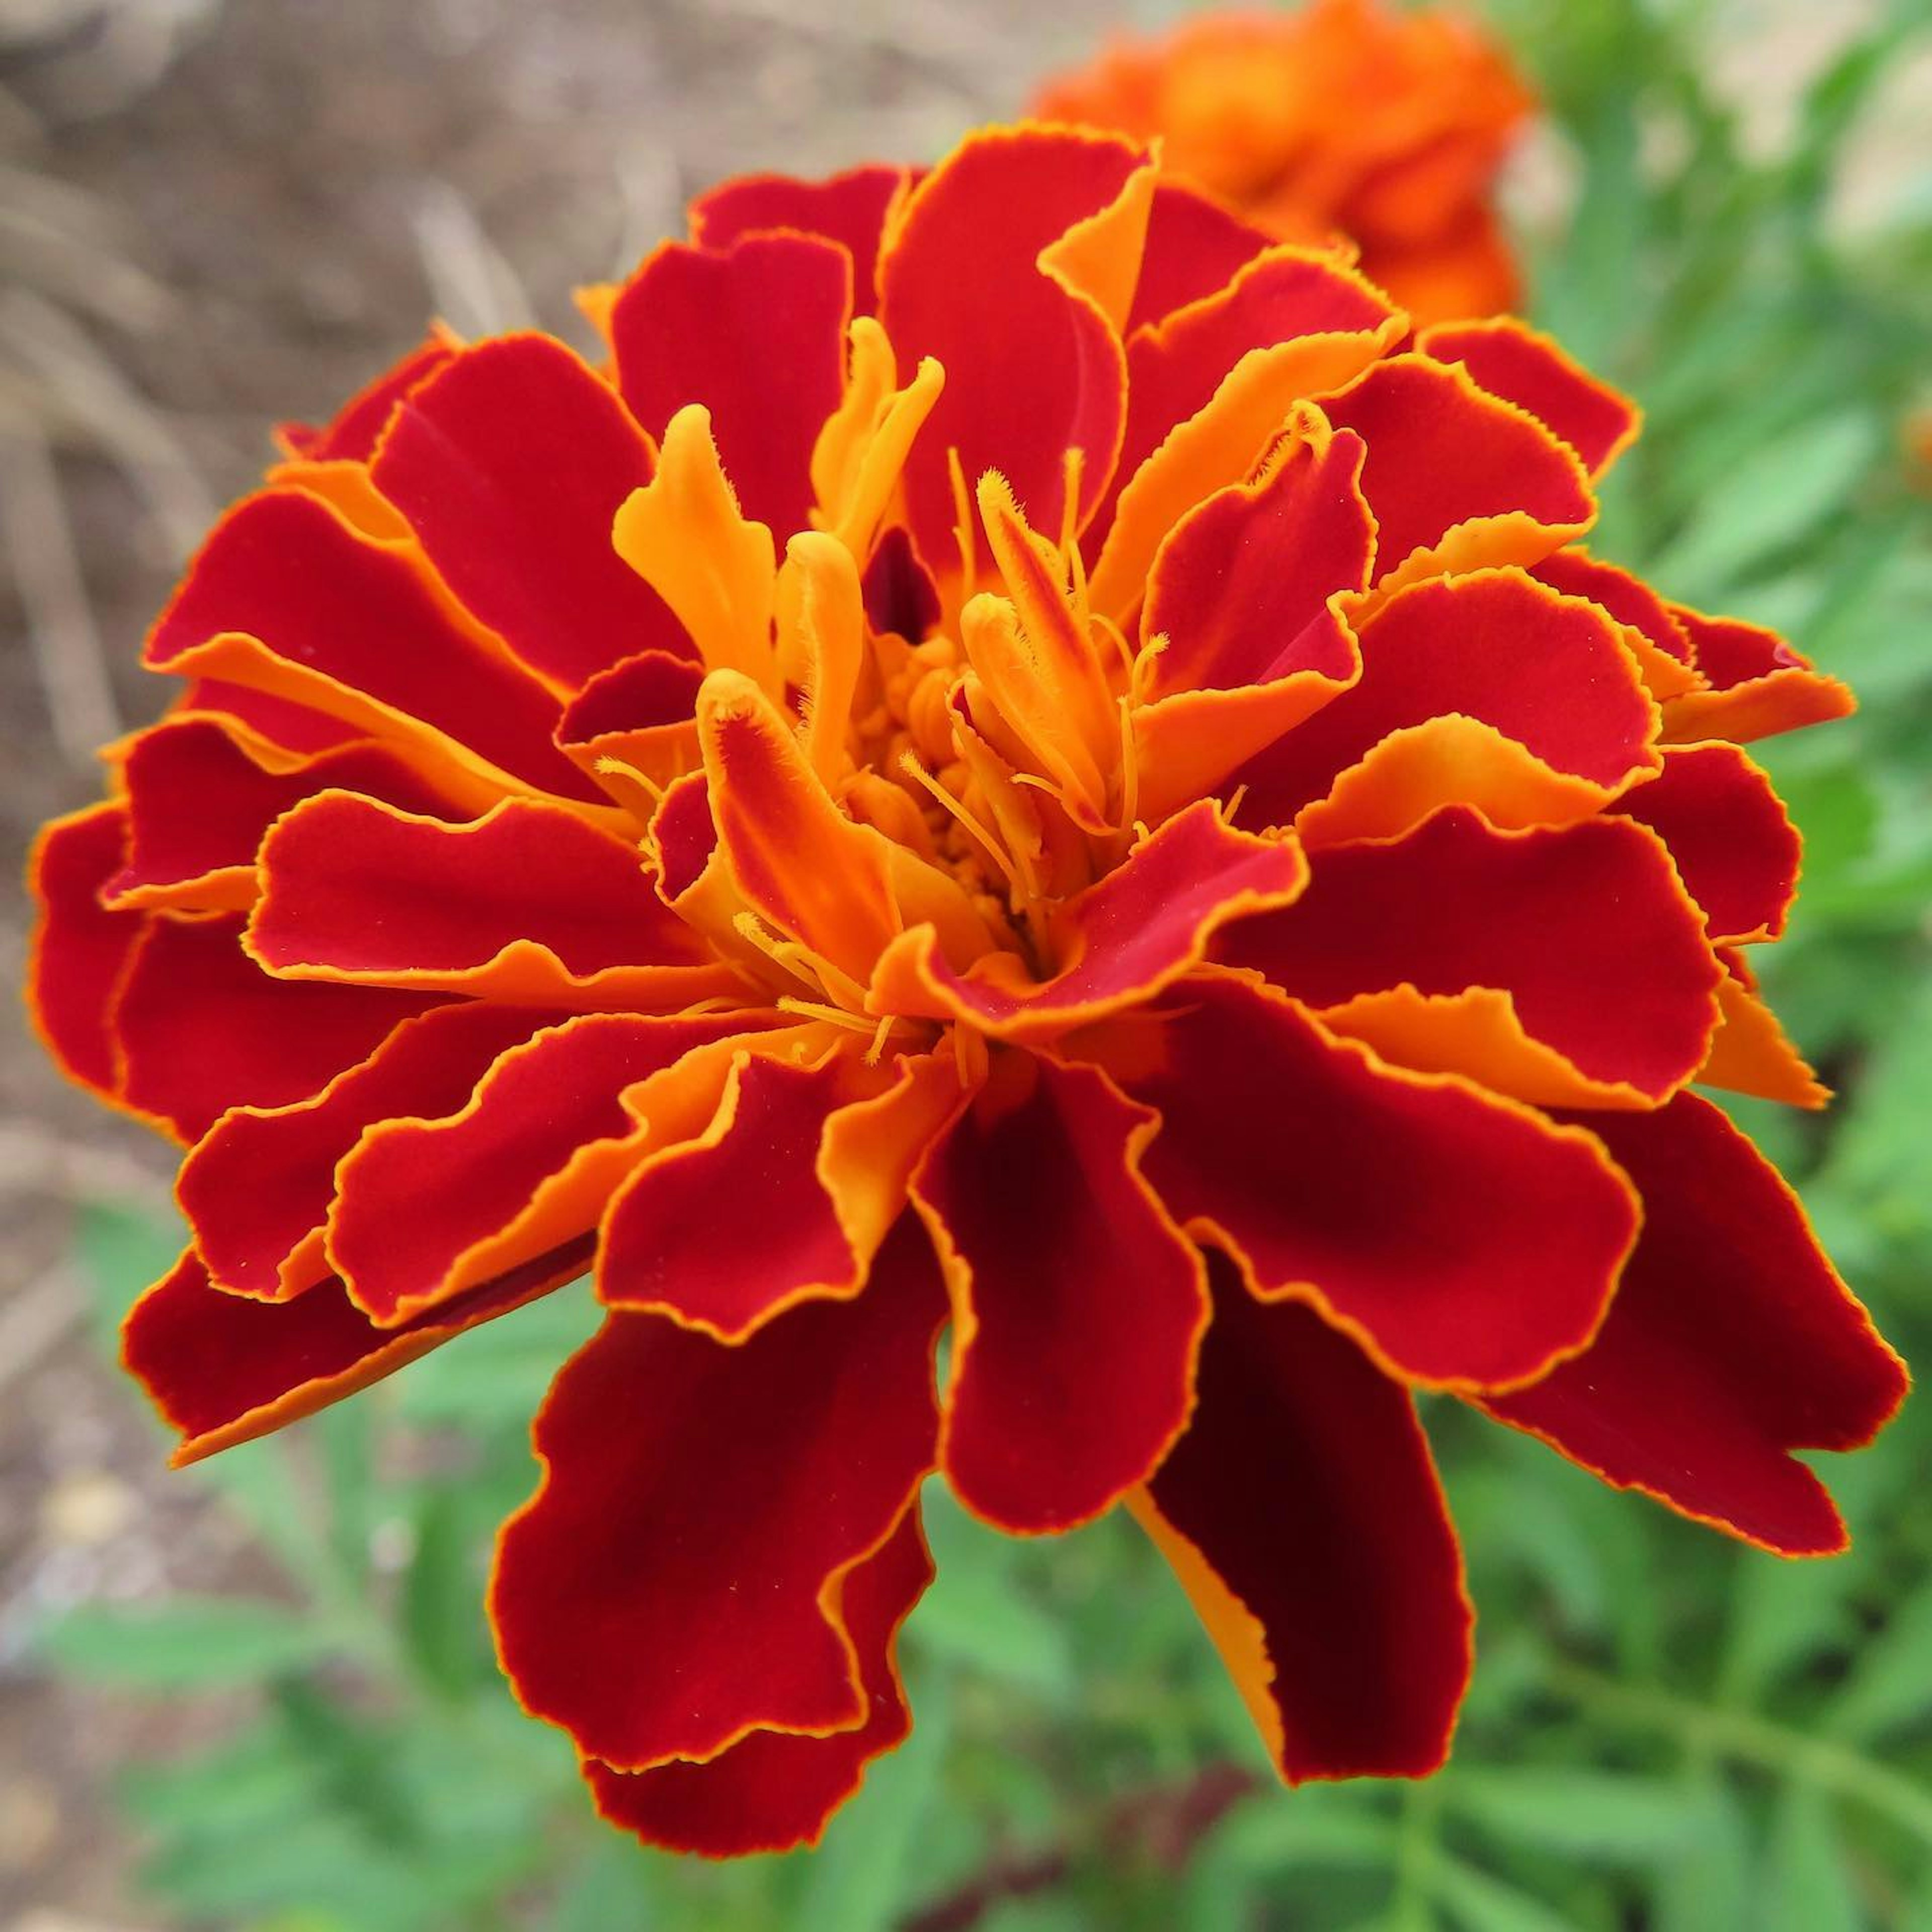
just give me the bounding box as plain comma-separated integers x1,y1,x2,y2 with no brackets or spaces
1031,0,1533,325
30,125,1906,1857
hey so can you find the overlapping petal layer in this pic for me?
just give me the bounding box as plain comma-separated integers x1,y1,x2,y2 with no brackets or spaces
32,118,1900,1859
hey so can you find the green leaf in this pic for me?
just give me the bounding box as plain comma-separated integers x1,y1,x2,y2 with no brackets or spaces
1219,1785,1396,1873
1446,1766,1698,1864
395,1281,600,1426
1760,1789,1864,1932
1825,1580,1932,1745
73,1198,183,1347
401,1485,492,1698
1431,1856,1588,1932
35,1596,347,1688
1654,1776,1753,1932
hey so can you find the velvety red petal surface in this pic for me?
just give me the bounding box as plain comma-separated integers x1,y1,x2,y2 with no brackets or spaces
585,1505,931,1856
1124,181,1272,335
1664,606,1855,744
249,792,714,997
872,801,1306,1040
27,804,143,1101
1484,1094,1907,1555
912,1053,1206,1534
1322,356,1592,580
1136,1257,1472,1781
1226,808,1721,1101
275,335,453,462
124,1242,594,1463
116,914,437,1141
612,232,850,540
1232,570,1657,830
599,1050,958,1340
369,334,688,690
179,1003,560,1300
1420,319,1639,476
326,1012,760,1325
146,489,601,801
1126,978,1636,1390
1613,743,1799,944
491,1218,946,1771
690,163,908,315
879,126,1140,562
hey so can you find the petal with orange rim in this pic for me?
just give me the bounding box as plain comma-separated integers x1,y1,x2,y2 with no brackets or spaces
1139,413,1373,698
115,914,438,1142
585,1504,931,1856
1663,606,1855,745
123,1242,594,1465
1225,808,1723,1108
1611,743,1799,945
1132,1258,1472,1783
1124,181,1272,335
1418,318,1640,478
1530,549,1698,701
910,1052,1208,1534
599,1047,963,1341
248,791,728,1008
1482,1093,1907,1556
1231,569,1660,842
177,677,356,757
610,231,851,540
274,333,454,462
369,333,690,691
491,1216,947,1771
553,650,704,811
26,803,143,1103
689,163,910,315
107,714,454,914
179,1002,566,1301
1696,952,1828,1109
878,124,1142,566
1321,355,1594,590
145,490,605,810
325,1012,781,1327
1119,976,1637,1392
870,800,1307,1041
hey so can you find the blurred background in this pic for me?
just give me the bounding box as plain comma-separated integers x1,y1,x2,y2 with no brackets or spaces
3,1,1931,1926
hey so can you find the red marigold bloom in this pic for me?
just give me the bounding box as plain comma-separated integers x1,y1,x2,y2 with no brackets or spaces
1031,0,1533,325
30,126,1906,1858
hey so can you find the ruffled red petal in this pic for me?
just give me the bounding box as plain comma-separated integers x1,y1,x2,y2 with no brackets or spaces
1663,606,1855,744
274,334,454,462
1135,1258,1472,1781
123,1244,592,1463
611,232,851,540
912,1054,1207,1533
585,1505,930,1856
1124,976,1637,1390
689,163,909,315
491,1217,946,1770
1124,181,1273,335
1483,1094,1907,1555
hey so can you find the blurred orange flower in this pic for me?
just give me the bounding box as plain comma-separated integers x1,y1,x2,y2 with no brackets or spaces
1032,0,1534,324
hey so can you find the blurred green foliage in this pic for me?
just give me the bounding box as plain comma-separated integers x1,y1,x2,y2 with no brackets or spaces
36,0,1932,1924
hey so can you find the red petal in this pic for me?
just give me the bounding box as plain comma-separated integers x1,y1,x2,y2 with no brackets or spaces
115,914,437,1142
690,164,909,315
585,1506,931,1856
600,1049,962,1340
27,804,143,1103
1419,319,1639,477
1613,743,1799,945
178,677,357,756
248,792,721,1005
491,1217,946,1770
1125,181,1273,335
1321,355,1593,585
611,232,850,539
123,1243,591,1463
871,800,1306,1041
1140,418,1373,696
911,1054,1208,1533
1231,568,1659,837
1125,978,1636,1390
146,489,600,804
108,715,453,913
1134,1259,1472,1781
1483,1094,1907,1556
369,334,689,691
1663,606,1854,745
179,1002,562,1301
878,126,1140,564
1226,808,1721,1104
274,335,454,462
327,1012,767,1326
